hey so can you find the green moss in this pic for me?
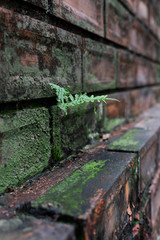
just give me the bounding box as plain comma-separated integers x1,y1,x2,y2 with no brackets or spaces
109,129,143,151
32,159,107,216
0,108,51,193
103,118,125,132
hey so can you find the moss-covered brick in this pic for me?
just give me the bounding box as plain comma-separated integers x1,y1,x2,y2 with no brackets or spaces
23,0,48,10
0,7,82,103
118,51,136,88
83,38,117,92
51,102,104,161
31,151,137,217
106,0,131,47
59,0,104,36
0,108,51,193
108,127,158,155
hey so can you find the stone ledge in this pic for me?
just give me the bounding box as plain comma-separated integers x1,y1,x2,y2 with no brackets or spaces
1,104,160,239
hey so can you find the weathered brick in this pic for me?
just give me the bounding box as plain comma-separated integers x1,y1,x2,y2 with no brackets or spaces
23,0,48,10
120,0,137,13
31,150,137,239
129,19,146,55
106,87,160,120
0,108,51,193
128,19,158,60
106,0,131,47
129,88,153,117
117,50,136,88
136,0,149,25
140,141,157,190
106,92,130,119
51,102,104,160
136,57,150,86
109,118,159,190
145,33,158,61
83,38,117,92
59,0,104,36
0,7,82,102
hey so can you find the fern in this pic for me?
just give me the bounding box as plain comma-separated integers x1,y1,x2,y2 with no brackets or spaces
50,83,119,115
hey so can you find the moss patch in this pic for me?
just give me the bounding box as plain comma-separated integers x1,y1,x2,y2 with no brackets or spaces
32,159,107,216
108,128,151,152
0,108,51,193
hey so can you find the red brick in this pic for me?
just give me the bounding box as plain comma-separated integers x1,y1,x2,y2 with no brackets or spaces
129,19,146,55
60,0,104,36
136,58,157,86
0,7,82,102
137,0,149,25
106,92,130,119
107,86,160,119
106,0,131,47
129,88,154,117
83,38,116,92
118,51,136,88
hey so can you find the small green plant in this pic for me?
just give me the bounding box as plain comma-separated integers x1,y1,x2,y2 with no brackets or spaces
50,83,119,115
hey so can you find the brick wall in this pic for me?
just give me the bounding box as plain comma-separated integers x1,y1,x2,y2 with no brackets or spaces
0,0,160,198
